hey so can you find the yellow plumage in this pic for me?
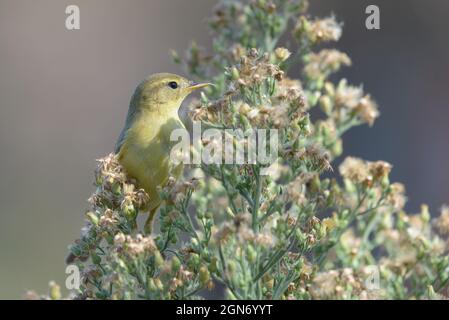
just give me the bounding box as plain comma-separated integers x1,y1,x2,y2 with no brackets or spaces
115,73,209,233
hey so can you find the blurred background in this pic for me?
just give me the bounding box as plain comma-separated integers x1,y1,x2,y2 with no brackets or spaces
0,0,448,298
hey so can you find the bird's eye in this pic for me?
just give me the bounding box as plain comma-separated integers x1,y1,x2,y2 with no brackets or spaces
168,81,178,89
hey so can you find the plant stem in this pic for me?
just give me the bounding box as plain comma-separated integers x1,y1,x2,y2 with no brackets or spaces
252,166,262,231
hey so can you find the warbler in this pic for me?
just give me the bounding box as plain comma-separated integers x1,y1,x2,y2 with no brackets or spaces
115,73,210,234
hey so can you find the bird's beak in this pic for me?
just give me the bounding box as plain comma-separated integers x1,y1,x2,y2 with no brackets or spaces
187,82,212,92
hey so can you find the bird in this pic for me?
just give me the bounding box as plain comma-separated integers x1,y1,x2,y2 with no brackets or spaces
115,73,210,234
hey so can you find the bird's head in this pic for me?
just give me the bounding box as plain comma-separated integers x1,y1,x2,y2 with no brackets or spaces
131,73,211,113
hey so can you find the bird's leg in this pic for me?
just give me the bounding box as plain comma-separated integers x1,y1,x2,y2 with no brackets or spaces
144,207,158,235
130,217,138,232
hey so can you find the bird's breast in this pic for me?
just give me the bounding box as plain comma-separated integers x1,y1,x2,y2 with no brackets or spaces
118,115,184,195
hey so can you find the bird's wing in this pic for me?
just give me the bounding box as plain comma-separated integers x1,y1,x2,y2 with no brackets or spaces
114,126,127,154
114,97,139,154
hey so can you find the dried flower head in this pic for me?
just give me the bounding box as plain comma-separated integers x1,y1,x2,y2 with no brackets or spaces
295,16,342,44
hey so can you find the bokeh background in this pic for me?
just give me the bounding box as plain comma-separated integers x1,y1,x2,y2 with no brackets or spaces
0,0,448,299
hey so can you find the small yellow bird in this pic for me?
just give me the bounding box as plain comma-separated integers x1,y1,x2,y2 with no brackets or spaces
115,73,209,234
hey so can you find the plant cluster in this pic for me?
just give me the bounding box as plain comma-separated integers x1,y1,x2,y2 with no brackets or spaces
34,0,449,300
